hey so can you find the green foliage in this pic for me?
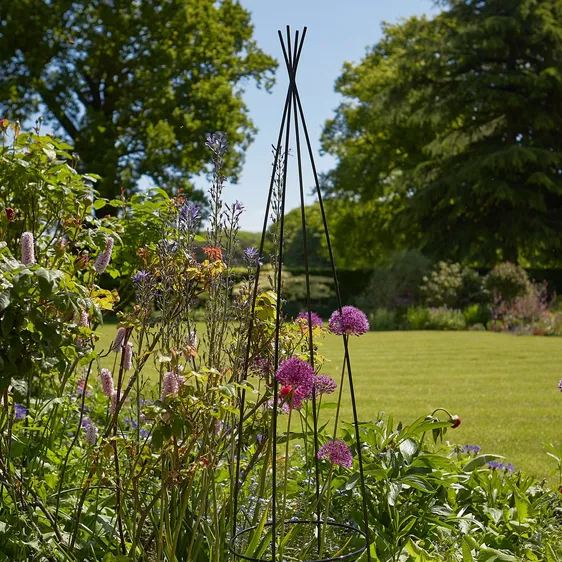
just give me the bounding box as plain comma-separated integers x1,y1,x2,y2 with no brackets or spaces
484,262,532,302
407,306,466,330
369,308,399,331
333,414,562,561
321,0,562,265
406,307,431,330
421,261,484,309
463,303,492,327
356,250,432,314
0,0,276,199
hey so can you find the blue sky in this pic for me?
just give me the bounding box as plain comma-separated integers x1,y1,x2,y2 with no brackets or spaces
225,0,440,231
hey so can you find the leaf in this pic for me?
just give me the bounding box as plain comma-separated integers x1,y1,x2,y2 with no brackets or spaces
477,547,516,561
387,481,401,506
401,475,435,493
345,473,360,490
0,292,11,313
463,454,504,472
399,438,417,462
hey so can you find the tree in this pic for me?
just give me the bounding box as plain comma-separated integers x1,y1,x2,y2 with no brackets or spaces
322,0,562,266
0,0,276,200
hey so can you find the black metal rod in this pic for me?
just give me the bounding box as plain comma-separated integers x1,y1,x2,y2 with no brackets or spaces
292,82,372,561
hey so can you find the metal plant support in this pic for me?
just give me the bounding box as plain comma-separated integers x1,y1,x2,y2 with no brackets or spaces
230,27,371,562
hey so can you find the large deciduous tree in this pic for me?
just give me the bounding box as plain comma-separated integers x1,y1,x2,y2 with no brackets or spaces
0,0,276,200
322,0,562,266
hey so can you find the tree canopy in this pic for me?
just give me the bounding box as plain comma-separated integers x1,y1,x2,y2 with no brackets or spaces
0,0,276,200
322,0,562,266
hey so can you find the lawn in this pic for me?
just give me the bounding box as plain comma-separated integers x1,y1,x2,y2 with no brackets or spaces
98,325,562,481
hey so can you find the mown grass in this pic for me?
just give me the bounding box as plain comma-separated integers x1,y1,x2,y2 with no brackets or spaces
97,325,562,481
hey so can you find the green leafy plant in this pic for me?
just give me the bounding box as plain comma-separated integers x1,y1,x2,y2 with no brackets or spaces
484,262,532,303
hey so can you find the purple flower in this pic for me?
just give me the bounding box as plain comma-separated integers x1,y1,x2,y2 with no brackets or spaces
84,421,98,445
314,375,337,396
178,201,201,231
328,306,369,336
506,463,515,472
317,440,353,468
558,379,562,392
21,231,35,265
112,327,126,352
109,390,121,415
275,358,315,405
161,371,180,401
205,131,228,155
487,460,506,470
233,200,245,213
75,377,91,397
93,237,114,274
251,356,272,378
123,342,133,371
243,246,260,265
100,368,114,397
14,403,27,420
79,310,89,328
461,444,480,455
139,428,150,439
296,312,323,329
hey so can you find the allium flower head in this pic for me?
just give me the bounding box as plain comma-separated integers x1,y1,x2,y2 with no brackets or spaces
296,312,323,329
21,231,35,265
314,375,337,396
317,440,353,468
100,368,114,397
328,306,369,336
123,342,133,371
14,403,27,420
274,358,315,406
112,327,126,352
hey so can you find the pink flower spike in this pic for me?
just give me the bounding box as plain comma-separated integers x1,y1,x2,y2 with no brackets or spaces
123,342,133,371
21,231,35,265
112,327,126,352
161,371,179,401
100,368,114,397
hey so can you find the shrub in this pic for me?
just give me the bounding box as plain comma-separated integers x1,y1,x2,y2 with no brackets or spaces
369,308,399,331
427,307,466,330
421,261,483,308
484,261,531,303
356,250,431,313
463,303,491,327
406,306,430,330
491,280,553,332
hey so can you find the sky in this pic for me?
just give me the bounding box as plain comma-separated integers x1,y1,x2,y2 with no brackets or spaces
221,0,440,231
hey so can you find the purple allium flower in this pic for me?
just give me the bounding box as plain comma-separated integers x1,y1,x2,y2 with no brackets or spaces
275,358,315,404
123,342,133,371
205,131,228,155
21,231,35,265
296,312,323,329
461,444,481,455
112,327,126,352
328,306,369,336
14,403,27,420
178,201,201,232
317,440,353,468
93,237,114,274
161,371,180,401
100,368,114,397
84,421,98,445
314,375,337,396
